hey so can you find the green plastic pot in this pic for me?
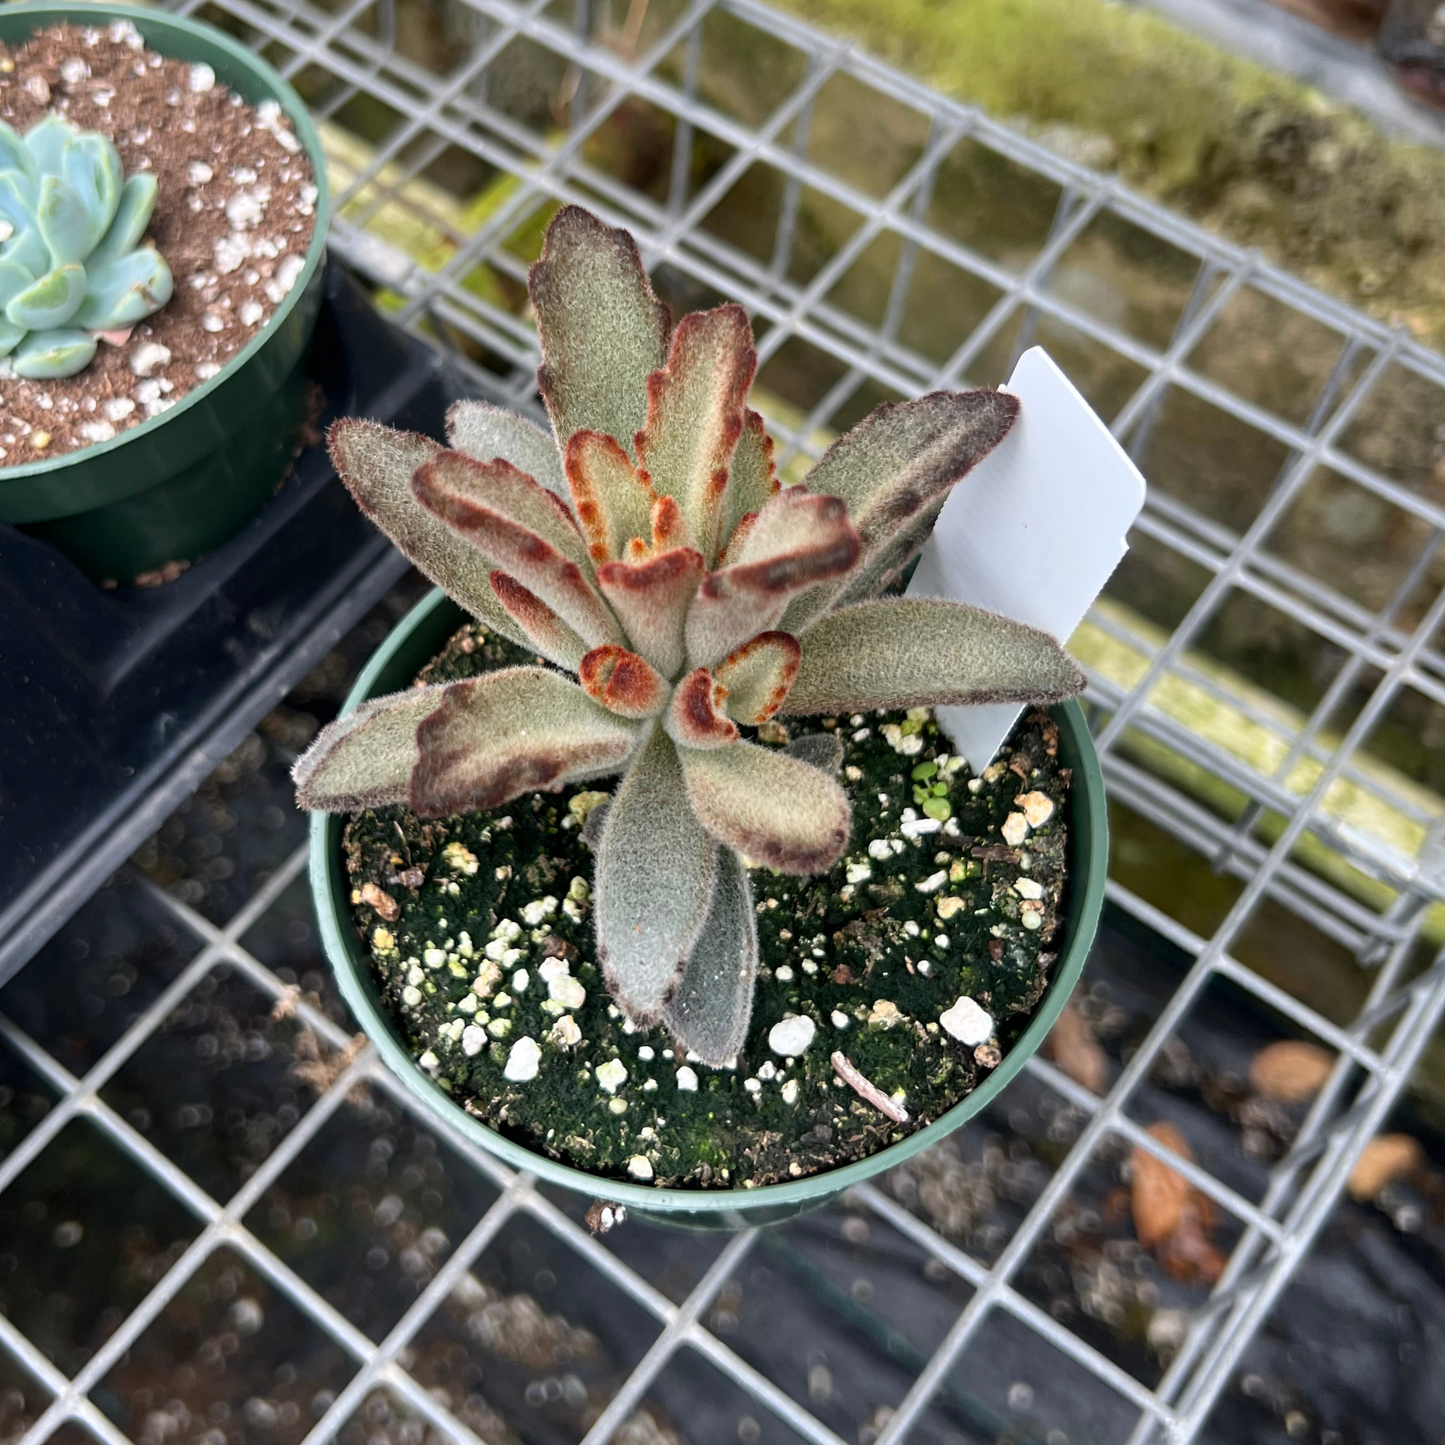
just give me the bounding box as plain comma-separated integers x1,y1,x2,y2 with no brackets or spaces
311,590,1110,1229
0,2,331,584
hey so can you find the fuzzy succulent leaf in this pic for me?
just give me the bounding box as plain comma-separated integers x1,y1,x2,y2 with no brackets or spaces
71,248,173,331
635,304,755,564
292,684,450,812
12,327,95,379
0,321,26,359
783,391,1019,632
327,419,531,648
679,739,852,875
446,399,567,499
649,493,690,553
832,491,948,607
413,447,591,567
783,598,1085,715
595,547,706,678
665,668,742,749
714,630,801,724
565,429,655,563
662,845,758,1068
410,667,639,817
89,173,157,267
786,731,845,775
684,489,861,668
719,408,779,555
488,571,589,671
578,645,668,718
530,204,671,457
6,262,85,330
411,450,621,649
595,726,718,1023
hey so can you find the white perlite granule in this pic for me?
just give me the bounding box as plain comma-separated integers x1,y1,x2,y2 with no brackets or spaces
768,1014,816,1057
129,341,171,376
503,1036,541,1082
939,996,994,1047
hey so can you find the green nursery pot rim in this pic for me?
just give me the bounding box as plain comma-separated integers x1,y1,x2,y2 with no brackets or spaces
312,588,1109,1218
0,2,330,500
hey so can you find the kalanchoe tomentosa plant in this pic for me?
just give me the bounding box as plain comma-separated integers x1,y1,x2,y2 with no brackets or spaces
296,204,1086,1068
0,115,173,379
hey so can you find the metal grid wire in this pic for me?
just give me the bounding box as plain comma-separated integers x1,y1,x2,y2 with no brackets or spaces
5,0,1445,1441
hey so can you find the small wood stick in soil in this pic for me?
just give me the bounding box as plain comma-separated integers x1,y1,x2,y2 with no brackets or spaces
832,1050,909,1123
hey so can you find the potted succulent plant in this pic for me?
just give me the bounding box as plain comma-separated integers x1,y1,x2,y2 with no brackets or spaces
0,3,329,585
303,205,1107,1227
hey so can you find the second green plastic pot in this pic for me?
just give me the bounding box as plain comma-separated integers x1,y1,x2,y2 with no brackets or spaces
310,589,1109,1230
0,2,331,584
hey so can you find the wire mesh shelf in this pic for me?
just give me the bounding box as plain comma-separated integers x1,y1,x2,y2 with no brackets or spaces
5,0,1445,1442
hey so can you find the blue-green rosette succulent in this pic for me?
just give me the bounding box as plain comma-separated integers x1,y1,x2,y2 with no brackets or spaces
0,114,173,380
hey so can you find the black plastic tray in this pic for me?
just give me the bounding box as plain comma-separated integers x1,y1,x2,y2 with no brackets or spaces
0,265,470,984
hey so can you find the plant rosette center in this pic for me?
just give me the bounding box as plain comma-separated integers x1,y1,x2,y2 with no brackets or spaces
341,618,1072,1189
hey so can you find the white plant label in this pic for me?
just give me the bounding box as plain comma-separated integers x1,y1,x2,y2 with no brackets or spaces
906,346,1147,771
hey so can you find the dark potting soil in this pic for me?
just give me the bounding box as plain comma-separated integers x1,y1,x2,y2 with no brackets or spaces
341,620,1073,1191
0,21,318,467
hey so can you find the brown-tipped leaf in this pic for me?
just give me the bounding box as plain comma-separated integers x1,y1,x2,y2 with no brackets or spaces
579,645,668,718
414,447,591,566
595,547,705,678
293,685,448,812
566,429,655,563
412,451,621,649
650,493,690,553
718,408,779,556
446,399,567,498
530,204,671,456
327,419,529,647
635,304,756,565
595,726,717,1023
784,390,1018,631
665,667,741,749
715,630,801,723
679,740,852,875
489,571,589,671
410,667,639,817
783,598,1086,715
684,489,861,668
663,846,758,1068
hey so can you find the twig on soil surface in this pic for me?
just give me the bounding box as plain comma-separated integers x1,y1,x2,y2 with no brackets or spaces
832,1050,909,1123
